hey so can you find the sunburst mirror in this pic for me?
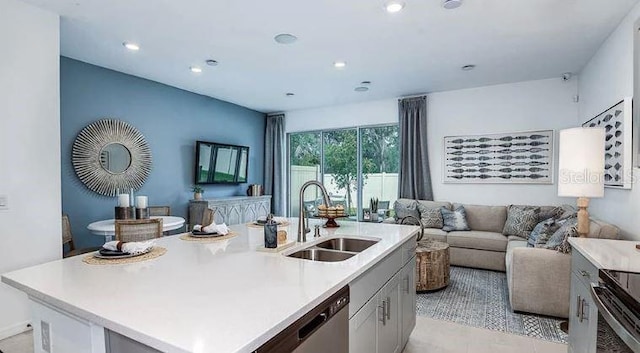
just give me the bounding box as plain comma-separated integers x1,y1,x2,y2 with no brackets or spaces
72,119,152,196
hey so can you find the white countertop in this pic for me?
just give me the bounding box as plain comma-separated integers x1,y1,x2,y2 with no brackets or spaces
1,218,418,353
569,237,640,272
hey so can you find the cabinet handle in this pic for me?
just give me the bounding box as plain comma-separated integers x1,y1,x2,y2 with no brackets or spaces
404,277,410,293
379,301,387,325
581,299,589,322
580,270,590,277
386,297,391,320
576,295,581,318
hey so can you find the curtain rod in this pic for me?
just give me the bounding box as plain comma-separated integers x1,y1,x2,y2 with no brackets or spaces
398,94,427,101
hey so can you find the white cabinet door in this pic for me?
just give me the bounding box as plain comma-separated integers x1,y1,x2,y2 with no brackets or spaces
377,273,401,353
568,273,596,353
349,296,378,353
400,257,416,348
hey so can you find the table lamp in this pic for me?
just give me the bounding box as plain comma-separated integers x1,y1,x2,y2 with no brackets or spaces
557,127,605,237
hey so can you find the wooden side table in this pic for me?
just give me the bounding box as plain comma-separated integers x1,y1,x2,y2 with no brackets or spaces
416,240,450,292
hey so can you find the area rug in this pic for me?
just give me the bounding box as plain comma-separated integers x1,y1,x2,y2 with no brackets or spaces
416,266,568,344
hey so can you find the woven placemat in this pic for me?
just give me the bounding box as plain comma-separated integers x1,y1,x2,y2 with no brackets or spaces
82,247,167,265
179,232,238,242
246,221,290,229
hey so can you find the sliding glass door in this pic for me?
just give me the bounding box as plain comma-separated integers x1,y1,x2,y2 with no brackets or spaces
288,124,399,220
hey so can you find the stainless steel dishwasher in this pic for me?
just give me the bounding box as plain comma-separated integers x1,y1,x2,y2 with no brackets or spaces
255,286,350,353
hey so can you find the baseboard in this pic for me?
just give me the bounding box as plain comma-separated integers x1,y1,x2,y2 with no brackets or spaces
0,320,31,341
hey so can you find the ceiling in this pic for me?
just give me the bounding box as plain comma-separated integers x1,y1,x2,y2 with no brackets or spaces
22,0,640,113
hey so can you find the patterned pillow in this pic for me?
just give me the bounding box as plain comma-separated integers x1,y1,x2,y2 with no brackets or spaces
441,206,470,232
544,216,578,253
535,217,571,247
502,205,540,238
527,218,559,248
539,206,564,222
394,199,420,225
417,203,443,229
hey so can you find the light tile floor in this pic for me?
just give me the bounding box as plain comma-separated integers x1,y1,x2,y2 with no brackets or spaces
0,317,568,353
0,330,33,353
403,316,568,353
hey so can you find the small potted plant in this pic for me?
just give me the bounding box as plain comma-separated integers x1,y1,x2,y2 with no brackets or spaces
370,197,379,222
192,185,204,200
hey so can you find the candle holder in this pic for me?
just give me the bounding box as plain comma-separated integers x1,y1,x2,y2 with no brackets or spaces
135,207,150,219
115,206,134,220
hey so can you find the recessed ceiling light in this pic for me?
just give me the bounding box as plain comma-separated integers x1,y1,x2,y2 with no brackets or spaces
461,64,476,71
274,33,298,44
286,92,295,97
205,59,218,66
122,42,140,51
385,1,405,13
355,86,369,92
334,61,347,69
443,0,463,9
190,66,203,73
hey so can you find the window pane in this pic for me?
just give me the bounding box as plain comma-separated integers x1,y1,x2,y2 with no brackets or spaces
289,132,321,217
323,129,358,217
361,126,399,218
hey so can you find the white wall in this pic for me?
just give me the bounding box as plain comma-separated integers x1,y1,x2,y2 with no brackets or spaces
429,78,578,205
578,2,640,240
286,78,578,207
286,98,398,132
0,0,60,339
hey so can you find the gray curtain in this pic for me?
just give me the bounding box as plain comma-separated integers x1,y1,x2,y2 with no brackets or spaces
398,96,433,200
264,114,285,215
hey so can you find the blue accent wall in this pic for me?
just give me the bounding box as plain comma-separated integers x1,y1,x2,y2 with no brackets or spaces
61,57,266,248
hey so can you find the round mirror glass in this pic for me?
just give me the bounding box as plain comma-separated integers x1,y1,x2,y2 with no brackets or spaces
100,143,132,174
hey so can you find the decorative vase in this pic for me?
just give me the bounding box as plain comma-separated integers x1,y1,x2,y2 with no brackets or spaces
194,192,203,200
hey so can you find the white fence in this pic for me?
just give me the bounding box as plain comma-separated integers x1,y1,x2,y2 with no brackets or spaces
289,165,398,216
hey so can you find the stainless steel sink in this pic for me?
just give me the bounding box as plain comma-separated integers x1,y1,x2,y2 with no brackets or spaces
286,249,355,262
314,238,378,253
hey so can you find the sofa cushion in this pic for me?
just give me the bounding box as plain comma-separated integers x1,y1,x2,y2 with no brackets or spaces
394,199,419,224
589,218,619,239
447,230,508,252
417,200,452,211
503,205,540,238
421,228,448,243
441,206,471,232
417,203,444,228
453,203,507,233
505,238,528,274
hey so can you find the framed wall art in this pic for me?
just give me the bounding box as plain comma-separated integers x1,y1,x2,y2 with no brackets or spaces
582,97,632,189
443,130,554,184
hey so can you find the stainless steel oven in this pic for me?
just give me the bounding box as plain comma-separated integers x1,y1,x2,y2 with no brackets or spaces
591,269,640,353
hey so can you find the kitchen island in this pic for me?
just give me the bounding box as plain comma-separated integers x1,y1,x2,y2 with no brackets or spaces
1,218,418,353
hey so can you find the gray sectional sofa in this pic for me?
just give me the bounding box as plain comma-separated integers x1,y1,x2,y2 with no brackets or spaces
387,199,619,318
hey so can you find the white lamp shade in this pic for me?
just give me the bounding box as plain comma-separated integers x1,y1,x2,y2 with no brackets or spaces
557,127,605,198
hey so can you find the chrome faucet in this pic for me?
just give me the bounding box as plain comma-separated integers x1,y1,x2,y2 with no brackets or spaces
298,180,331,243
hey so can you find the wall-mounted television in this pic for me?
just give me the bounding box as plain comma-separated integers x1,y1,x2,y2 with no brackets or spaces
195,141,249,184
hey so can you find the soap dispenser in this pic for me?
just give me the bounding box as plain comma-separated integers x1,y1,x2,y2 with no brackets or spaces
264,214,278,248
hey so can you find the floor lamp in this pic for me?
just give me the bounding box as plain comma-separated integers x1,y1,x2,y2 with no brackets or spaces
557,127,605,237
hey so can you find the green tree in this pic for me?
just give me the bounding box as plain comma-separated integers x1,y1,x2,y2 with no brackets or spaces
290,133,320,166
361,126,399,174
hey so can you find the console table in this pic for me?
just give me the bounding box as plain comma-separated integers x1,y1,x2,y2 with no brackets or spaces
188,196,271,228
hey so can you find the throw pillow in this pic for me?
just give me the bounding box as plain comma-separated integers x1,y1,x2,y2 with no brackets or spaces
544,216,579,253
538,206,564,222
534,216,572,247
527,218,559,248
502,205,540,238
394,199,420,225
441,206,471,232
417,203,444,229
